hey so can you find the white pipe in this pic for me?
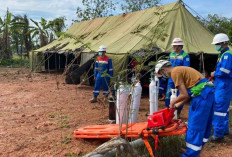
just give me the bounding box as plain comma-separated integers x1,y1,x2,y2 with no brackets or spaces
149,76,159,115
128,82,142,123
116,85,130,124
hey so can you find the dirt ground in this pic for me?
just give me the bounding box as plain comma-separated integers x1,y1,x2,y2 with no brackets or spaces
0,67,231,157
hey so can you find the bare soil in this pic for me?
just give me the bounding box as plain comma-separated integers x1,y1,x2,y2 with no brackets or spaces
0,67,231,157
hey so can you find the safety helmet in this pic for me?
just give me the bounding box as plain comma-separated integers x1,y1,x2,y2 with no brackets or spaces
155,60,171,76
98,45,106,52
171,38,184,46
211,33,229,44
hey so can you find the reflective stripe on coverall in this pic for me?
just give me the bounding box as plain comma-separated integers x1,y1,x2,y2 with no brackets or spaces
212,48,232,137
182,79,214,157
93,56,113,97
165,50,190,107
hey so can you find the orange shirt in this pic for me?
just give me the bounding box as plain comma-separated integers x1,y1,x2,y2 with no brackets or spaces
171,66,204,88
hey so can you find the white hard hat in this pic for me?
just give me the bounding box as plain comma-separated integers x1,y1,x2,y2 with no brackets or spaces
171,38,184,46
211,33,229,44
98,45,106,52
155,60,171,76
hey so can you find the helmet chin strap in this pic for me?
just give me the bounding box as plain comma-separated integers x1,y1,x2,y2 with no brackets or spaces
161,69,170,78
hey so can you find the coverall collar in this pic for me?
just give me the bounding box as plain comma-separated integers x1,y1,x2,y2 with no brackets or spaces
220,47,229,55
174,50,184,56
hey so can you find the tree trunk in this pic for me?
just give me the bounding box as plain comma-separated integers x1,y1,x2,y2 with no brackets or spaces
1,27,12,59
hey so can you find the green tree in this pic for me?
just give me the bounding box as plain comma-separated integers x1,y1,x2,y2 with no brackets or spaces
30,17,66,47
0,9,24,59
197,14,232,42
30,18,50,47
76,0,116,21
11,15,24,55
206,14,230,34
48,17,66,37
121,0,160,12
0,9,12,59
23,15,32,56
0,17,4,56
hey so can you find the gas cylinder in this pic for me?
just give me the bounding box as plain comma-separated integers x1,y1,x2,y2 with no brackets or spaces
128,82,142,123
149,75,159,115
170,89,178,119
116,84,130,124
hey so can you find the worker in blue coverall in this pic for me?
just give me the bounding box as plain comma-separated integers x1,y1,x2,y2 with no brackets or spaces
165,38,190,117
89,45,113,103
155,60,214,157
209,33,232,142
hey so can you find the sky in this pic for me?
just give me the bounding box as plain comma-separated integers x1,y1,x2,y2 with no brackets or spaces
0,0,232,30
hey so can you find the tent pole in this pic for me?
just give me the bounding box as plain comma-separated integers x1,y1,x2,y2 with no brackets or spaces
59,54,61,71
65,52,68,68
201,52,205,74
48,53,50,73
55,53,57,72
199,53,202,73
32,51,34,71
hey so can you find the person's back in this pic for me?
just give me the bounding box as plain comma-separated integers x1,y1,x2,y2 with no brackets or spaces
171,66,204,89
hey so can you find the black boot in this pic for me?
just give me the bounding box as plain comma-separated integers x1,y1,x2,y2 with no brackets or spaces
89,96,98,103
209,135,224,143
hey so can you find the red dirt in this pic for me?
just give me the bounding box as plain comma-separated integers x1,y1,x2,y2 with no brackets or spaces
0,67,231,157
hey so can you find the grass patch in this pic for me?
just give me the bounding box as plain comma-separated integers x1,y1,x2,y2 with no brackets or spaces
57,114,72,128
0,55,29,67
114,135,185,157
61,134,72,147
154,135,185,157
133,135,185,157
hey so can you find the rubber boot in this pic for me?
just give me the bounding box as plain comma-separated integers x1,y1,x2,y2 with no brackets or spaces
89,96,98,103
209,135,224,143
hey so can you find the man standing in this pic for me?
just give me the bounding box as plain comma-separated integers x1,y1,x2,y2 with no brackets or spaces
155,60,214,157
210,33,232,142
89,45,113,103
165,38,190,117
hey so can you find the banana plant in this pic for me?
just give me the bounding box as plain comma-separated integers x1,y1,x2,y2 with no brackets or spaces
0,10,23,59
30,18,51,47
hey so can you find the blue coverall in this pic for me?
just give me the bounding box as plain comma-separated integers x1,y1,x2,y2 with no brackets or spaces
93,55,113,97
159,77,167,95
165,50,190,107
182,79,214,157
212,47,232,138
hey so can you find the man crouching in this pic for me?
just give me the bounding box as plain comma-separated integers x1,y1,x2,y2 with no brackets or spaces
155,60,214,157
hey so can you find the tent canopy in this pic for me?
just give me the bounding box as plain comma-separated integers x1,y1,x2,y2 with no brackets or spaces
35,1,217,55
31,1,220,75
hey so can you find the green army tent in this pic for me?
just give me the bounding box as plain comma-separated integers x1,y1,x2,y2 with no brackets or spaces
30,1,218,75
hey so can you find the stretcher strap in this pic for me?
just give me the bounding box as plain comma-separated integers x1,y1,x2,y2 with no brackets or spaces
150,134,159,150
142,138,155,157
